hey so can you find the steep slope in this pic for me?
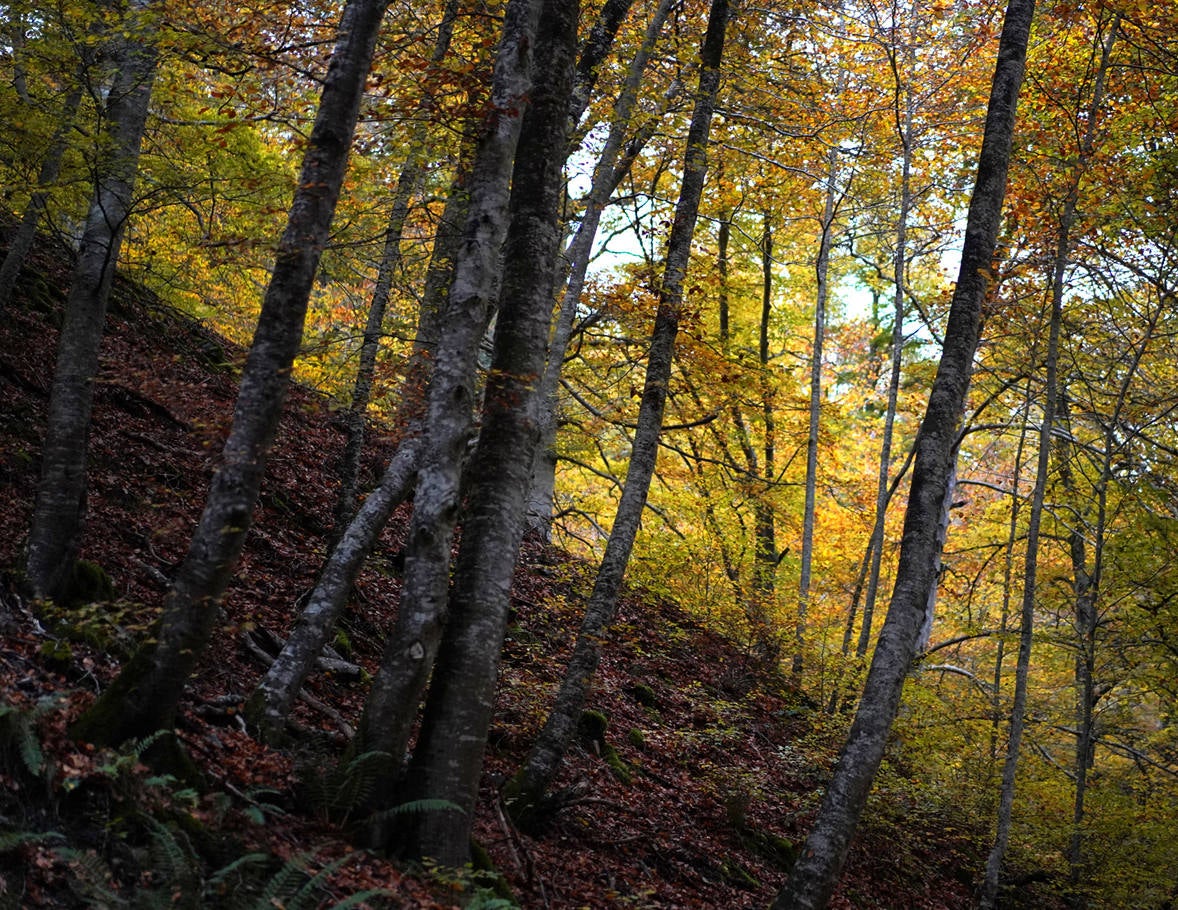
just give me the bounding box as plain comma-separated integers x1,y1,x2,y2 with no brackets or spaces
0,227,986,908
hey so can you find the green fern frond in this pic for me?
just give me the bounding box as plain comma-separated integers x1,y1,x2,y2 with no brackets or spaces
0,829,62,852
366,797,462,826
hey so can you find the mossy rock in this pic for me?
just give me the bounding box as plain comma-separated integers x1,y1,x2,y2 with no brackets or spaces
601,743,633,785
626,728,646,750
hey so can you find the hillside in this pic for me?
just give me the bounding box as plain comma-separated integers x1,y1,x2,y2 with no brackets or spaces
0,230,987,908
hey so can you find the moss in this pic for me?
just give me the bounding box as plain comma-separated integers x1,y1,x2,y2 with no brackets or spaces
577,709,609,746
740,827,798,871
720,857,760,889
601,743,633,785
628,682,658,708
60,559,115,607
468,839,517,903
626,728,646,750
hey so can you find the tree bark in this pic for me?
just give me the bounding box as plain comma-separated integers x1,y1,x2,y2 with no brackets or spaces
504,0,731,825
795,144,841,681
71,0,392,746
771,0,1035,904
358,0,543,764
385,0,580,864
24,3,157,601
0,78,84,312
525,0,674,539
244,155,473,745
327,0,461,545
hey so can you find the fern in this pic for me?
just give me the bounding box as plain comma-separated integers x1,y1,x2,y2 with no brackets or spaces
0,829,62,852
304,750,397,822
366,797,463,827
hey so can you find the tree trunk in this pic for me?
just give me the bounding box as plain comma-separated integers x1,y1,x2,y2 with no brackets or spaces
980,21,1117,905
752,213,778,657
244,155,473,745
504,0,731,826
795,144,840,681
71,0,392,746
384,0,580,864
358,0,544,764
24,3,158,601
0,78,84,312
327,0,461,545
771,0,1035,904
856,33,914,658
525,0,675,538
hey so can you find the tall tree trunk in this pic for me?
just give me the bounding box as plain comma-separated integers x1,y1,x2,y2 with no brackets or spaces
752,213,778,657
771,0,1035,904
384,0,579,864
977,276,1061,907
71,0,392,746
243,156,472,744
795,144,841,681
504,0,731,826
981,20,1116,905
357,0,543,764
856,30,915,658
0,78,84,312
327,0,461,545
24,3,157,601
525,0,675,538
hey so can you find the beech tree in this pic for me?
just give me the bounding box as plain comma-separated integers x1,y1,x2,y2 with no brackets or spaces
381,0,580,864
24,0,158,601
71,0,393,746
771,0,1036,904
505,0,732,824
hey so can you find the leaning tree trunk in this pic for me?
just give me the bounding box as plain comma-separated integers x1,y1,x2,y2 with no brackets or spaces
504,0,731,827
771,0,1035,905
357,0,544,764
0,76,84,312
525,0,673,538
24,3,158,601
383,0,580,865
244,155,472,745
71,0,392,746
327,0,461,544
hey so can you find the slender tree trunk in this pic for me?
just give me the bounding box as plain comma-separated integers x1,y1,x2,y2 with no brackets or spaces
24,3,157,601
771,0,1035,904
357,0,544,763
327,0,461,544
244,157,473,745
989,384,1031,765
752,214,778,656
385,0,580,864
0,79,84,312
981,22,1117,904
796,144,840,681
525,0,674,538
71,0,392,746
856,38,914,658
504,0,731,826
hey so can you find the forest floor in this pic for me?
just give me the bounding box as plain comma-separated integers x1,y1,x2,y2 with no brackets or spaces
0,229,991,908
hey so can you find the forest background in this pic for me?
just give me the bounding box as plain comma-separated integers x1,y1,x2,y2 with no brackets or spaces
2,0,1178,906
